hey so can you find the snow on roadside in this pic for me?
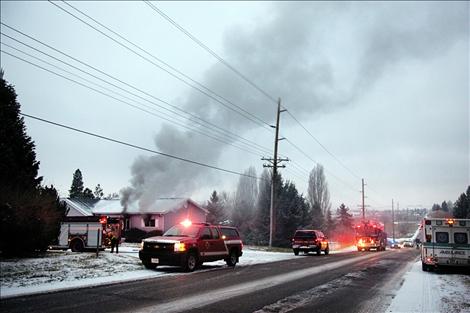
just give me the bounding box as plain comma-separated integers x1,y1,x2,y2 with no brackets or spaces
387,261,470,313
0,243,357,299
0,244,297,299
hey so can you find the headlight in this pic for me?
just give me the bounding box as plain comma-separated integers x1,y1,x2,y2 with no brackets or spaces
140,241,144,250
174,242,186,252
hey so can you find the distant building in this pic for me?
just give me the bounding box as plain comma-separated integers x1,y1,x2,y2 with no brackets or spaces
62,198,207,233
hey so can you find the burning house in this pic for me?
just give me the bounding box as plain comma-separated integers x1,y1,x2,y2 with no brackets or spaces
63,197,207,234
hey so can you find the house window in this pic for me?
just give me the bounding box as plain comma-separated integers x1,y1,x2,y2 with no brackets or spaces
144,218,156,227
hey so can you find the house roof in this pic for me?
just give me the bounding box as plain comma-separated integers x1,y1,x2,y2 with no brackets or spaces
62,198,207,216
62,198,94,216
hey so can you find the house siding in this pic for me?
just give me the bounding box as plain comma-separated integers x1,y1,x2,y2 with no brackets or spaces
64,198,206,234
129,214,162,231
164,202,206,232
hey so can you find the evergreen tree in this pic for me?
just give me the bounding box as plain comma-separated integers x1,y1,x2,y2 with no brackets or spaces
0,73,66,256
336,203,353,228
252,169,272,245
0,71,42,192
94,184,104,199
69,169,84,198
82,187,95,199
323,207,335,236
274,180,309,247
205,190,226,224
431,203,441,211
334,203,355,245
441,201,449,212
453,186,470,218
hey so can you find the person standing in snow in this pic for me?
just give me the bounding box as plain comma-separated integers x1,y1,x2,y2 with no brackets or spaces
110,227,119,254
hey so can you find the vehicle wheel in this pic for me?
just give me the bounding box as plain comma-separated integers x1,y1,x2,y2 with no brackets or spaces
70,239,84,252
421,262,428,272
316,248,321,255
324,246,329,255
226,249,238,267
184,252,197,272
143,262,157,270
293,249,299,256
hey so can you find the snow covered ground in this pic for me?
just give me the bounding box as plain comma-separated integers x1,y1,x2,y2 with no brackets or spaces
0,244,302,299
2,244,469,313
387,260,470,313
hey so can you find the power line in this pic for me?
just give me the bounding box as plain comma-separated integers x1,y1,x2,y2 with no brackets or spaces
1,49,268,158
284,138,358,193
0,26,274,156
284,111,361,180
48,1,274,131
20,112,265,181
58,0,369,197
143,0,278,104
145,3,379,195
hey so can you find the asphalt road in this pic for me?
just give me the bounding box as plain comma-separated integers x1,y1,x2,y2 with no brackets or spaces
1,248,419,313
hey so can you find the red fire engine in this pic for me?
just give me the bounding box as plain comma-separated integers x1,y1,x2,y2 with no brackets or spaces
355,220,387,251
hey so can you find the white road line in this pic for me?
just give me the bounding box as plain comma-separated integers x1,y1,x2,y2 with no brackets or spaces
130,252,384,313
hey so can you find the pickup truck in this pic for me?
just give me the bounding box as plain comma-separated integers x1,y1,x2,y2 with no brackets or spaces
139,221,243,272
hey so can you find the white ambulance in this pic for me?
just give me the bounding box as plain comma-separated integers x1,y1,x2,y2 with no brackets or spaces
421,218,470,271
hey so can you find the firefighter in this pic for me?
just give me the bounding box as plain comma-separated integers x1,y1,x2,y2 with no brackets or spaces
110,227,119,254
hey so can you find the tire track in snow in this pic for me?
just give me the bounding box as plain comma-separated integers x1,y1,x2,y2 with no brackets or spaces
130,252,384,313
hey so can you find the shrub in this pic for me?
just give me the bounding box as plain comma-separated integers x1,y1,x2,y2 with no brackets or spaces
123,228,163,243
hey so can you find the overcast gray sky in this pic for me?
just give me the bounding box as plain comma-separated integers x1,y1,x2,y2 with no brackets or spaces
1,1,468,211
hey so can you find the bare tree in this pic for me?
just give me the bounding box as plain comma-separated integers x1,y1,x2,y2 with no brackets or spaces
231,166,258,240
308,164,331,228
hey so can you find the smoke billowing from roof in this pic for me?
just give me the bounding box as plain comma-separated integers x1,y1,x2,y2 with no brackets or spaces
121,2,468,210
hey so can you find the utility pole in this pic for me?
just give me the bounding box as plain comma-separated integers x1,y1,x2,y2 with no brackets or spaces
262,98,288,248
361,178,366,220
392,199,395,242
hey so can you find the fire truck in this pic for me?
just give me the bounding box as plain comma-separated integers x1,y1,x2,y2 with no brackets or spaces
355,220,387,251
49,217,105,252
421,218,470,271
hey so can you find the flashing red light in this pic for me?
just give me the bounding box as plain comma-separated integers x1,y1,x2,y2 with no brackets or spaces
447,219,454,225
180,219,192,227
99,216,107,224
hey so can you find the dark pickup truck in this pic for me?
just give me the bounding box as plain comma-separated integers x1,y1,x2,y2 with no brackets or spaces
139,222,243,272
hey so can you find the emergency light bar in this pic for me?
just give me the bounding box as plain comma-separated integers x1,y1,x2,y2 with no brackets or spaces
180,219,192,227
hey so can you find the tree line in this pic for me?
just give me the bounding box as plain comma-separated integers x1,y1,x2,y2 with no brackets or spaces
429,186,470,219
3,71,468,256
0,71,67,256
68,168,118,200
203,165,355,247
